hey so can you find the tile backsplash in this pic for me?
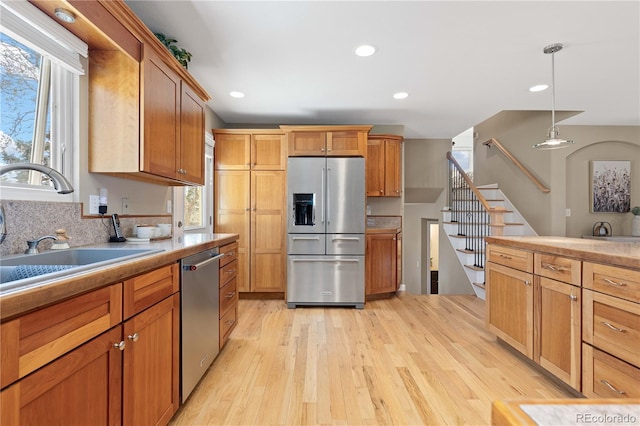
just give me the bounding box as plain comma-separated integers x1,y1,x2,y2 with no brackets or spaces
1,200,171,256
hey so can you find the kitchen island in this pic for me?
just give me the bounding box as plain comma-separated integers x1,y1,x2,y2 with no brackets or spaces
485,236,639,399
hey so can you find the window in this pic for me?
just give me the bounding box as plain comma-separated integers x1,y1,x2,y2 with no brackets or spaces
0,1,87,201
182,134,213,232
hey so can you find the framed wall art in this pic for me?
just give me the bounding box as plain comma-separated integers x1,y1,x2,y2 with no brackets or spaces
590,160,631,213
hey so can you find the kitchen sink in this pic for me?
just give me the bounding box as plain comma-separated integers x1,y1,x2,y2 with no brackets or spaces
0,248,164,293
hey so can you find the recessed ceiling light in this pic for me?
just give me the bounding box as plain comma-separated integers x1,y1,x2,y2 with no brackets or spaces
355,45,376,57
529,84,548,92
54,8,76,23
393,92,409,99
229,91,245,98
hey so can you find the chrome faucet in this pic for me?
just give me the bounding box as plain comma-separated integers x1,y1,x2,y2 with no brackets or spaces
0,163,74,244
25,235,57,254
0,163,74,194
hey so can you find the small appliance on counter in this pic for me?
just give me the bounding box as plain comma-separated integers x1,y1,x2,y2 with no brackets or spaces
592,221,612,237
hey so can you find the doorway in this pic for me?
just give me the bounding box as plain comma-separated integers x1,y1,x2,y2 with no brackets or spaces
421,219,439,294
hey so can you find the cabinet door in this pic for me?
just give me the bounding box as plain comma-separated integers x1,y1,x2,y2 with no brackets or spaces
396,232,402,289
328,131,366,156
384,139,402,196
251,171,286,292
123,294,180,426
485,262,534,358
179,82,205,184
252,134,286,170
215,171,250,292
537,277,581,390
142,46,180,180
366,233,397,295
288,132,326,156
1,326,122,426
366,138,385,196
214,133,251,170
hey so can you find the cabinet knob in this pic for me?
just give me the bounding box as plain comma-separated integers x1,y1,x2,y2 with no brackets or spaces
321,148,325,152
379,190,383,194
128,332,139,342
113,341,126,351
523,280,531,286
569,294,578,301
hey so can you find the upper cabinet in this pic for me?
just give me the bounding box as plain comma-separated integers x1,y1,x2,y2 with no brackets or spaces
366,135,403,197
30,0,210,186
213,129,286,171
281,125,372,157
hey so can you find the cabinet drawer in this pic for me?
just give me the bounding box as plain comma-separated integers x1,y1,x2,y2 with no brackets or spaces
0,283,122,388
219,277,238,318
220,259,238,287
582,344,640,398
123,263,179,319
534,253,581,286
220,304,237,348
583,262,640,303
219,241,238,267
486,244,533,273
583,289,640,367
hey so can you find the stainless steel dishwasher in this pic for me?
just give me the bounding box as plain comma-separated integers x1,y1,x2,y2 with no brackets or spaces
180,248,224,402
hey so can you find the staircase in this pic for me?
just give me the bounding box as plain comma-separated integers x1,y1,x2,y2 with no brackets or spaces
443,151,538,300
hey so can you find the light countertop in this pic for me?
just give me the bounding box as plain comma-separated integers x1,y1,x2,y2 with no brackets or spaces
485,236,640,270
0,233,238,321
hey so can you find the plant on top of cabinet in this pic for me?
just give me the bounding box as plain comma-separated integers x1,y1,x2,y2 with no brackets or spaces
154,32,192,69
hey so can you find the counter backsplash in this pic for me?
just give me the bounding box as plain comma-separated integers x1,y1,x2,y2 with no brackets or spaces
1,200,171,256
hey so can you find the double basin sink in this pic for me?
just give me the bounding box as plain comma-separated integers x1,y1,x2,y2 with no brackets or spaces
0,248,164,293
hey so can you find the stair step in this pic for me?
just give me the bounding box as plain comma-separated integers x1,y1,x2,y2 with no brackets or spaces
472,282,486,290
444,221,523,227
449,234,484,239
456,248,485,255
464,264,484,272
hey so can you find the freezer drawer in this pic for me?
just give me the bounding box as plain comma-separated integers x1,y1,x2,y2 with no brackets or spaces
287,255,364,309
288,234,325,255
326,234,365,255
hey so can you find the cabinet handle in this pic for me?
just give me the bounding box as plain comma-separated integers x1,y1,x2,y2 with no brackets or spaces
523,280,531,286
600,380,626,395
600,321,627,333
113,341,126,351
320,148,325,152
542,263,570,272
226,291,235,298
499,254,512,260
128,332,139,342
603,278,627,287
226,269,236,274
225,320,234,325
569,294,578,301
226,251,235,256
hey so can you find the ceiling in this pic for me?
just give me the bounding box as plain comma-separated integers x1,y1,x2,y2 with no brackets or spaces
125,1,639,139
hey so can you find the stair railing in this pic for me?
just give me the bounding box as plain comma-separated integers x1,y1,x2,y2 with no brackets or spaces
483,138,550,193
447,152,506,269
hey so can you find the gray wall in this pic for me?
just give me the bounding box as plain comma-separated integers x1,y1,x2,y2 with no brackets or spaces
474,111,639,236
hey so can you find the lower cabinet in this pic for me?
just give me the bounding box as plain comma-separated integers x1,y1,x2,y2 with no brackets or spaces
219,241,239,349
0,263,180,425
365,232,398,296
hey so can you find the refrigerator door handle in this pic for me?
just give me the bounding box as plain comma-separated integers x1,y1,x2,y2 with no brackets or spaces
331,237,361,241
291,236,321,241
291,258,360,263
321,167,325,224
326,167,331,225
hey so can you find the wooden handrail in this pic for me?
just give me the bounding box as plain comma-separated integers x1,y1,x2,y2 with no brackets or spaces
483,138,550,193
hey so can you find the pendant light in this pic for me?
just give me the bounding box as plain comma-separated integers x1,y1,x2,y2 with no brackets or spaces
533,43,575,150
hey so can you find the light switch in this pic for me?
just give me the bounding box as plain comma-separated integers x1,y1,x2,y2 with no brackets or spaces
565,208,571,217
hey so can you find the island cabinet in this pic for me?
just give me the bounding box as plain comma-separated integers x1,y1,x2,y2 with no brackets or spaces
486,244,582,390
0,263,180,425
366,135,403,197
582,262,640,398
365,231,402,297
281,125,372,157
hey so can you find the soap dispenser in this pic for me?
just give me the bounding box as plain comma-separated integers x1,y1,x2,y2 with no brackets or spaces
50,229,71,249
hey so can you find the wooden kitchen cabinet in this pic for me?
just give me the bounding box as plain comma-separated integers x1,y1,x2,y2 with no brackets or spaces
281,125,372,157
215,170,286,294
219,241,239,348
213,129,286,170
1,326,123,426
366,135,403,197
366,232,398,295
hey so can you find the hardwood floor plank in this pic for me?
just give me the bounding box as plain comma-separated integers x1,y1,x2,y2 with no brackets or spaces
170,295,576,425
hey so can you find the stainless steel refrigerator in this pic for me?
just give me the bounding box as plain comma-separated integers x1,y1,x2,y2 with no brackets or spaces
287,157,365,309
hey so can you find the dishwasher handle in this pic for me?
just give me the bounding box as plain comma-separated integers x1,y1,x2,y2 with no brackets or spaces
183,253,224,271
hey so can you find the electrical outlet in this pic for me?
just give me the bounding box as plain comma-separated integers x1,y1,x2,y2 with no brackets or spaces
89,195,99,215
122,197,129,214
167,200,172,214
565,208,571,217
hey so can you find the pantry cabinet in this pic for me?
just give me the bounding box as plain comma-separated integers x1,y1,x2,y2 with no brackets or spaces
366,135,403,197
281,125,372,157
215,169,286,294
213,129,286,170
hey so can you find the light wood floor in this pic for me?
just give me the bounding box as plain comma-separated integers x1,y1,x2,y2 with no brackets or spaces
170,294,575,425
